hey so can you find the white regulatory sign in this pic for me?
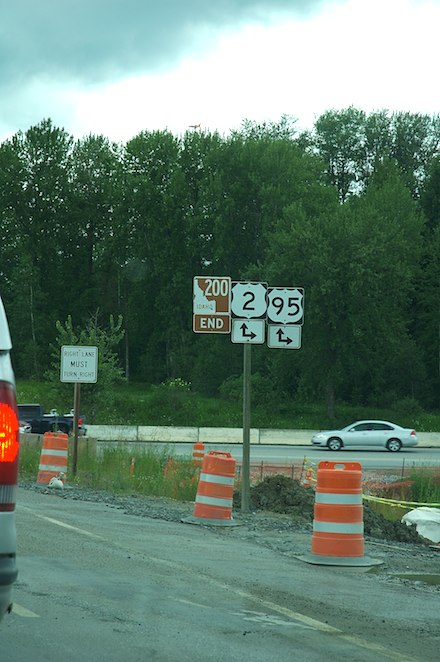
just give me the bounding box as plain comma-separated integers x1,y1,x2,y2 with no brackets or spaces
60,345,98,383
267,325,301,349
231,319,265,344
267,287,304,325
231,281,268,319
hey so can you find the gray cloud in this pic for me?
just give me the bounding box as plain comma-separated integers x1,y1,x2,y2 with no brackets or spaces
1,1,330,85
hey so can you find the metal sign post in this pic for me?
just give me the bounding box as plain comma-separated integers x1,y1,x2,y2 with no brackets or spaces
231,281,267,512
242,344,251,513
72,382,81,477
191,277,305,515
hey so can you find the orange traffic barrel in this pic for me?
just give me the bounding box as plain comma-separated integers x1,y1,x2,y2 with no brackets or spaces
182,451,240,527
301,466,314,487
36,431,69,485
301,461,382,567
191,441,205,467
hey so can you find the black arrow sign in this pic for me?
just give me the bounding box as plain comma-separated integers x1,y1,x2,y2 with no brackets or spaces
276,328,292,345
241,323,257,340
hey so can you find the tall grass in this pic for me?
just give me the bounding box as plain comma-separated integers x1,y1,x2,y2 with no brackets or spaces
19,441,199,502
20,437,440,521
408,468,440,504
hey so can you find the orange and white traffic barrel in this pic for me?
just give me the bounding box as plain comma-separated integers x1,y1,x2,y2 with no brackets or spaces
36,432,69,486
301,466,314,487
301,461,382,567
183,451,240,527
191,441,205,468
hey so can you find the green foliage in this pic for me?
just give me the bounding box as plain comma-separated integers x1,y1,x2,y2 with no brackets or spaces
219,372,279,409
261,159,424,415
18,441,199,502
367,501,409,522
161,377,191,391
310,108,440,199
18,442,41,480
408,469,440,505
1,110,440,414
392,397,424,416
44,313,126,421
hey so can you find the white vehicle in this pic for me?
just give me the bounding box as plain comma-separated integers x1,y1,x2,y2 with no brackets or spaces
0,295,19,622
311,420,418,452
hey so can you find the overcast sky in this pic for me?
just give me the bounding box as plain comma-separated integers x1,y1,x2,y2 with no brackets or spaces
1,0,439,143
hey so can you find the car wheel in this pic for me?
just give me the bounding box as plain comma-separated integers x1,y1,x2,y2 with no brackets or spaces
386,438,402,452
327,437,342,451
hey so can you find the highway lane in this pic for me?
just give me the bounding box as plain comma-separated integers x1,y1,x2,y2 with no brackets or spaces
130,443,440,471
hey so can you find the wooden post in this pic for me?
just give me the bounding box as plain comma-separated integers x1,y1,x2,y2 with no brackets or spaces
72,382,81,477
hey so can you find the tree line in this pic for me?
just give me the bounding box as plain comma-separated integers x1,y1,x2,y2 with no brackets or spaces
0,108,439,416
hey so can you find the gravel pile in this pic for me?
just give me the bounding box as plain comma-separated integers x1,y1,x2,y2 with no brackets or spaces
21,474,422,544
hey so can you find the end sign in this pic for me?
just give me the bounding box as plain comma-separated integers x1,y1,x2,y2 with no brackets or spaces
193,276,231,333
60,345,98,383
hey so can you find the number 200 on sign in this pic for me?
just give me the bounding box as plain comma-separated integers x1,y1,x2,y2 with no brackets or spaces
204,278,229,297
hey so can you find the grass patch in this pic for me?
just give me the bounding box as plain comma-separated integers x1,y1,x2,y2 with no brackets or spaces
367,501,411,522
408,468,440,504
367,467,440,522
18,441,200,502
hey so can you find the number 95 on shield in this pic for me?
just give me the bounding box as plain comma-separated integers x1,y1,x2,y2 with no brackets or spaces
267,287,305,325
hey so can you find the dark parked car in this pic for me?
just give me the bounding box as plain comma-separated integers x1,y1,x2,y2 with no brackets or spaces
17,403,86,436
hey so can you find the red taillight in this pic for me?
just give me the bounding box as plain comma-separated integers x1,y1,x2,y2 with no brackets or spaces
410,430,417,437
78,418,83,426
0,381,19,512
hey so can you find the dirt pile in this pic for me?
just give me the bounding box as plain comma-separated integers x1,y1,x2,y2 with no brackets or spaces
234,475,423,544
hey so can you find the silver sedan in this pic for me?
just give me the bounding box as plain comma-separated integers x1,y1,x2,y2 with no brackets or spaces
311,420,418,452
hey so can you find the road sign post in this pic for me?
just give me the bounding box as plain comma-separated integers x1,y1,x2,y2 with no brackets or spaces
231,281,268,512
242,344,251,513
191,277,305,514
60,345,98,476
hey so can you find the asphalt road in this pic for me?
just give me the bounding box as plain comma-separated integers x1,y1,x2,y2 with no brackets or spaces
3,488,439,661
142,443,440,471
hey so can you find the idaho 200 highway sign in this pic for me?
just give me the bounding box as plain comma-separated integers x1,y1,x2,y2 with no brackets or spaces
193,276,231,333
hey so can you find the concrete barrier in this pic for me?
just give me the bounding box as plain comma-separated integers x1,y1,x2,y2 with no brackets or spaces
138,426,198,443
84,425,440,447
198,427,260,444
260,429,313,445
82,425,138,441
